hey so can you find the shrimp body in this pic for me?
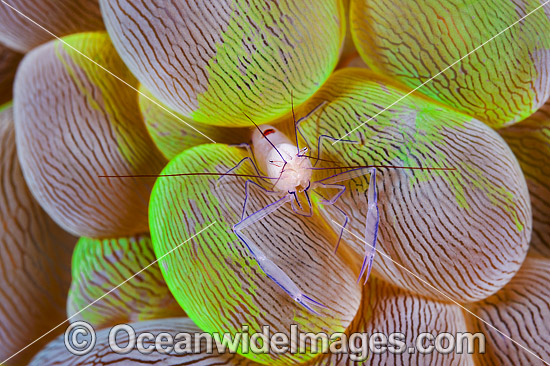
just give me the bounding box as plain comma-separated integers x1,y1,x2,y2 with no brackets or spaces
251,126,312,193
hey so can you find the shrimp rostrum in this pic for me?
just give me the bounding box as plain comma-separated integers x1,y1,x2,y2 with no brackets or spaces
226,121,380,314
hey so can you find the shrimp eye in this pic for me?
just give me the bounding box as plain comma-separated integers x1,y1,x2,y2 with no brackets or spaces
263,129,276,137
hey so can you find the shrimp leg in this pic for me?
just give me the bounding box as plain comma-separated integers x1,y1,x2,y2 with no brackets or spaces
216,156,265,189
311,134,358,167
289,187,313,218
311,183,349,253
292,102,356,164
316,167,379,284
315,182,347,205
293,100,327,151
317,195,349,254
233,194,327,314
240,179,277,221
327,203,350,254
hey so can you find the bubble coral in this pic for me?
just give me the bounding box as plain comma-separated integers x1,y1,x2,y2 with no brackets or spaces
0,0,104,53
311,277,475,365
99,0,346,126
297,69,532,303
138,84,251,160
467,256,550,365
149,143,362,364
1,0,550,365
28,318,260,366
499,100,550,257
13,32,167,238
350,0,550,128
148,69,532,364
0,104,76,366
66,234,185,329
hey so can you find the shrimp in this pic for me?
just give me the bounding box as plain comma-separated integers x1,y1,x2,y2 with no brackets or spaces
100,103,454,314
218,107,382,314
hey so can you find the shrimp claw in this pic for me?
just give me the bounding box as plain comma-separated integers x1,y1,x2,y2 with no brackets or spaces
315,166,379,284
357,168,379,284
233,194,327,314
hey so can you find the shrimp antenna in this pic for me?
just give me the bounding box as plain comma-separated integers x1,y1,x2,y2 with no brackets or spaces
301,155,344,164
308,165,456,172
244,112,287,164
291,90,300,151
98,172,278,180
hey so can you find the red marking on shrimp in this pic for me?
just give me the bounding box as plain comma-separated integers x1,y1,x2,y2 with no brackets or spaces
263,128,276,137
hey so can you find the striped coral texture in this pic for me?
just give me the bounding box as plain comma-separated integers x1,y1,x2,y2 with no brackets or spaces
311,277,474,366
499,99,550,257
297,69,531,303
350,0,550,128
467,256,550,366
150,143,362,365
100,0,345,126
67,234,185,330
14,32,166,238
138,84,251,160
0,0,104,53
0,105,76,366
28,317,261,366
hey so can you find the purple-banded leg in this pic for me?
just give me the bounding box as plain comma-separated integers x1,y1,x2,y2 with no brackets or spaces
315,182,347,205
319,196,349,254
331,204,350,254
311,182,349,254
316,167,373,185
291,101,357,166
311,134,358,167
233,194,327,314
316,167,379,284
217,143,266,188
240,179,277,221
289,185,314,218
293,100,327,152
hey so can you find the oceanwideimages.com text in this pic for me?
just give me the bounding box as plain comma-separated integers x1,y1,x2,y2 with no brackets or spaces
65,322,486,361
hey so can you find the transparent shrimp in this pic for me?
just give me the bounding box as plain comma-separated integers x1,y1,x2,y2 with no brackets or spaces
224,101,454,312
100,102,454,314
220,105,383,314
